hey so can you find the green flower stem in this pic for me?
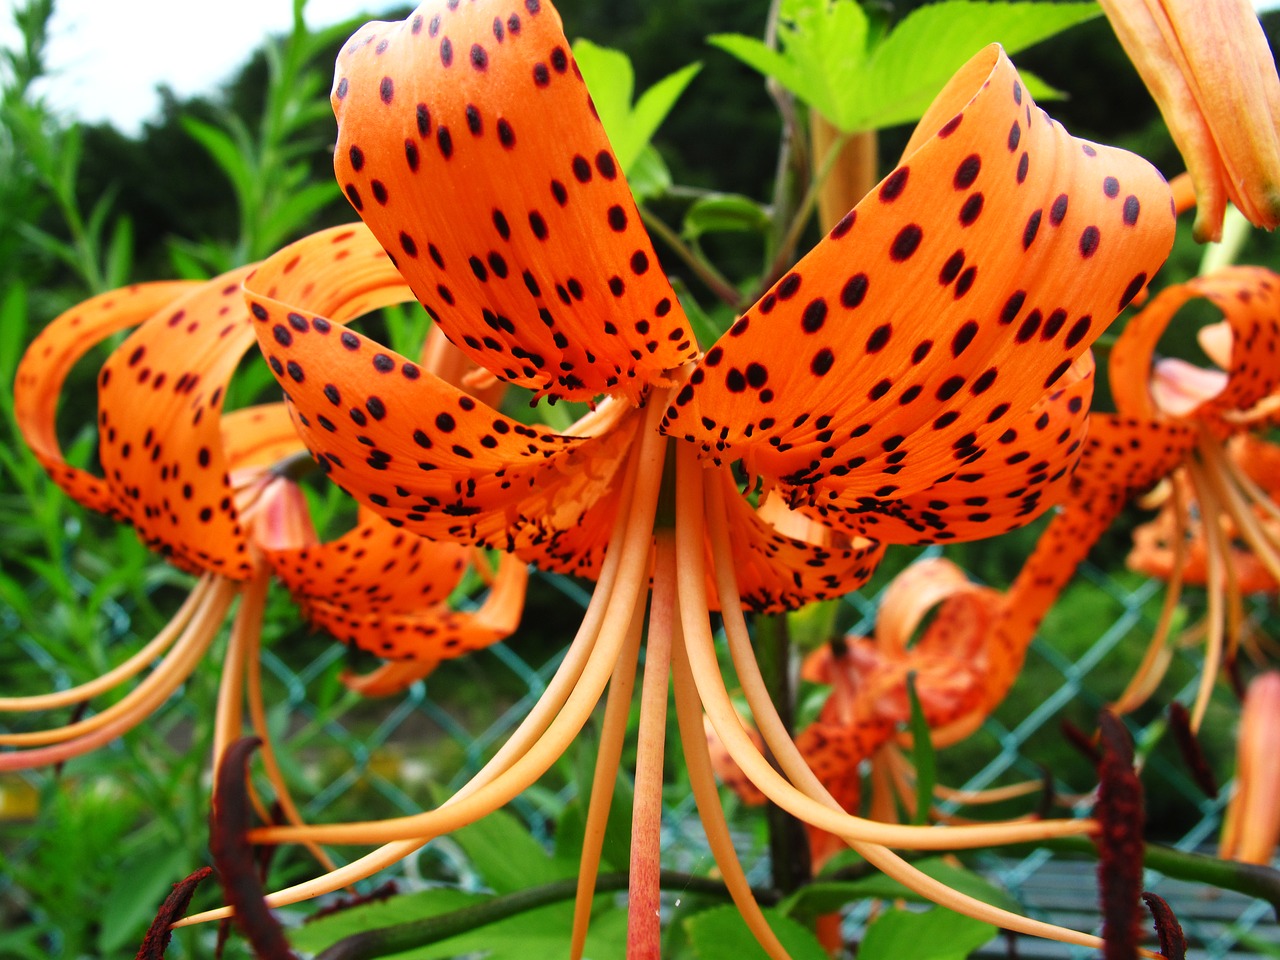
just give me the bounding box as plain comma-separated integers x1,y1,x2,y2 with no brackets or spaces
755,612,812,894
1039,835,1280,919
1198,205,1253,276
313,871,779,960
638,205,743,310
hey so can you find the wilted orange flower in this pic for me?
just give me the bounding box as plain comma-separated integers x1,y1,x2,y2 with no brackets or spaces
174,0,1175,952
1098,0,1280,241
712,558,1049,873
6,266,526,805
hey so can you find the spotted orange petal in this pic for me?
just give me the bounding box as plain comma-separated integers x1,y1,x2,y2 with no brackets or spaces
1109,266,1280,425
663,46,1174,521
95,268,262,578
222,403,306,472
246,224,643,572
329,0,697,403
14,281,199,516
801,353,1094,544
717,474,884,614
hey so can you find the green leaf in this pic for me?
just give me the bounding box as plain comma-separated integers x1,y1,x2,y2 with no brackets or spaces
571,38,700,173
451,806,570,894
850,1,1098,130
97,847,193,953
905,673,936,825
859,907,996,960
782,857,1023,919
713,0,1097,133
104,214,134,289
289,888,488,952
628,145,673,202
685,905,829,960
683,194,771,242
181,116,255,204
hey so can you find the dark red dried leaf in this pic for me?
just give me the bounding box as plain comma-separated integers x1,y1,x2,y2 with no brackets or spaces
211,736,298,960
1167,702,1219,799
134,866,214,960
1141,891,1188,960
1095,711,1145,960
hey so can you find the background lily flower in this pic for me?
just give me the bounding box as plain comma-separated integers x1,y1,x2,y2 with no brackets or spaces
710,558,1048,875
1218,671,1280,864
7,266,526,798
211,1,1175,953
1097,0,1280,241
1000,265,1280,730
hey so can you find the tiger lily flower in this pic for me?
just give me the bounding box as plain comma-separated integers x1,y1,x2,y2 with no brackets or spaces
1097,0,1280,242
711,558,1047,874
7,266,526,813
1219,671,1280,864
176,1,1174,953
999,266,1280,732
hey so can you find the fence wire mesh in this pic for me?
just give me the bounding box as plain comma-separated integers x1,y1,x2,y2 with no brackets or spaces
1,536,1276,958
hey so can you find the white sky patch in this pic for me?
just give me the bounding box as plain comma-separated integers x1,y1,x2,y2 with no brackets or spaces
1,0,404,134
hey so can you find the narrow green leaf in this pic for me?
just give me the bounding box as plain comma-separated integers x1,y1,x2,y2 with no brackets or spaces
626,61,702,167
707,33,807,103
628,145,673,202
97,847,192,953
858,907,997,960
289,889,488,952
104,214,134,289
905,672,936,826
181,116,255,203
685,905,829,960
0,282,28,385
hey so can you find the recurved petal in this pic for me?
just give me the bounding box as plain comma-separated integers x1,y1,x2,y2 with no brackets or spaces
800,354,1094,544
664,45,1174,511
96,268,261,578
14,281,198,516
221,404,306,472
330,1,696,403
247,226,644,569
1110,266,1280,424
717,473,884,614
1098,0,1280,241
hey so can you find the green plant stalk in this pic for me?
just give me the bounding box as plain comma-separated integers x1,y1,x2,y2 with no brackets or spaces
638,205,743,310
314,871,779,960
755,612,812,895
1027,836,1280,919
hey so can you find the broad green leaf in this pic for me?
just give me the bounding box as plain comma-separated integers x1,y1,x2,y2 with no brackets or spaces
628,145,673,201
712,0,1097,133
291,890,629,960
782,856,1023,919
859,907,997,960
683,194,772,241
451,806,570,894
289,888,488,952
685,905,829,960
571,38,701,173
851,1,1099,130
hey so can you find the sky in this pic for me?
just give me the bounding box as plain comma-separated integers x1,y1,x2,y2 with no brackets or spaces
0,0,403,134
4,0,1280,135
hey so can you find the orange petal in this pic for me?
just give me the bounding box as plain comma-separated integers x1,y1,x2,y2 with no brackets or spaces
14,281,198,516
874,557,983,655
717,472,884,614
801,353,1094,544
247,225,646,573
96,268,261,578
222,403,306,472
1221,671,1280,863
1110,266,1280,423
664,46,1174,522
330,1,696,403
1097,0,1280,241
